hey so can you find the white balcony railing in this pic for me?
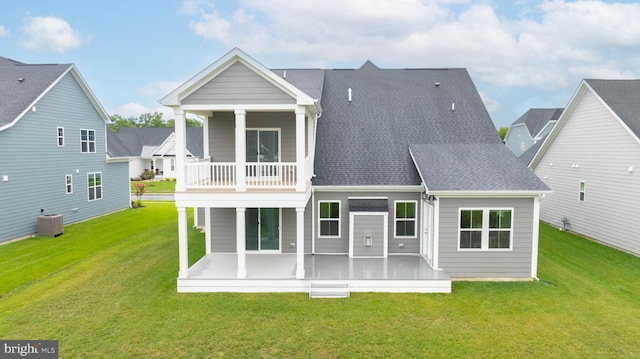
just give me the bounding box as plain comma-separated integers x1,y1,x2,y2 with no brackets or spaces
184,162,299,190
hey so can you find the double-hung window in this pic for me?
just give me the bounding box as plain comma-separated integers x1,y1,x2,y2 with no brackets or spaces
81,129,96,153
395,201,417,237
65,175,73,194
88,172,102,201
459,208,513,250
57,127,64,147
318,201,340,237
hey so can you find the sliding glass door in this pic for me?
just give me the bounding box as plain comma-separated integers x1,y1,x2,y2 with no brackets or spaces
245,208,280,251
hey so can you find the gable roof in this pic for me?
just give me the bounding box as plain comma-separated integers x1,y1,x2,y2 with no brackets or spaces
410,143,549,193
0,56,109,131
313,64,510,187
510,108,563,138
531,79,640,169
159,48,319,112
107,127,203,158
585,79,640,138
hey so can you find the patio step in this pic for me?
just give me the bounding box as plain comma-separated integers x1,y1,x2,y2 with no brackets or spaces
309,281,350,299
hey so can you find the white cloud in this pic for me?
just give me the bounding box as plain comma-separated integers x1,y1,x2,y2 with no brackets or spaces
21,16,89,53
137,81,181,97
479,91,500,114
0,25,9,37
182,0,640,90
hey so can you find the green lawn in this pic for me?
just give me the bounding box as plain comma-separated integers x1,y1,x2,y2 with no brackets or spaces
1,203,640,358
132,179,175,194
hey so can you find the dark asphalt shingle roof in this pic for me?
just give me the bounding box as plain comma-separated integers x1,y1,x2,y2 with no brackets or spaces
410,143,549,192
512,108,563,137
313,63,503,187
272,68,325,101
107,127,204,158
0,56,71,128
586,79,640,139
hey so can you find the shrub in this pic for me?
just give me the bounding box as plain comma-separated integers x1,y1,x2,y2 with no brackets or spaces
140,170,155,180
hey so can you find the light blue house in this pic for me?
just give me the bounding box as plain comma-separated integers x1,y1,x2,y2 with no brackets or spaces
0,56,130,243
505,108,563,165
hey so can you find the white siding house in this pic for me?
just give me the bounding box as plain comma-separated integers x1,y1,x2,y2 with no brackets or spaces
531,79,640,256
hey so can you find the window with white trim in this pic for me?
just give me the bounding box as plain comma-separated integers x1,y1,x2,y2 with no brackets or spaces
579,181,586,202
170,158,175,171
57,127,64,147
395,201,417,237
459,208,513,250
65,175,72,194
87,172,102,201
318,201,340,237
80,129,96,153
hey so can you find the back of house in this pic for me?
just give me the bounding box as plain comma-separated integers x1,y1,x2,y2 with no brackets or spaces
0,56,129,243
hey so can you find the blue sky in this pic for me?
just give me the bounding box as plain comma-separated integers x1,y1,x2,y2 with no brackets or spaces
2,0,640,128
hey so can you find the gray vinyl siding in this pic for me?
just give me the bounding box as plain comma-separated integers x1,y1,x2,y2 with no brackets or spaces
209,201,312,254
437,197,535,278
210,208,236,252
208,113,235,162
0,73,129,243
533,90,640,255
313,191,421,254
352,215,385,257
183,62,295,105
195,207,205,227
208,112,297,163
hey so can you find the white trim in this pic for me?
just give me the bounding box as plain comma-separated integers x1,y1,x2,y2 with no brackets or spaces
531,197,541,278
318,200,341,238
311,189,316,254
80,128,96,153
578,180,586,202
458,208,514,251
429,190,550,198
65,174,73,194
433,198,440,269
57,127,65,147
393,200,418,239
87,172,102,201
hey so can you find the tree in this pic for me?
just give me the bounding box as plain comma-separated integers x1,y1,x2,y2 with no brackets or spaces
108,114,136,131
498,127,509,142
108,112,202,131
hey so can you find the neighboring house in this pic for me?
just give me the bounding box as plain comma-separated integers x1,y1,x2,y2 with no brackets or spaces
107,127,204,179
505,108,562,165
0,56,130,243
531,79,640,256
160,48,549,294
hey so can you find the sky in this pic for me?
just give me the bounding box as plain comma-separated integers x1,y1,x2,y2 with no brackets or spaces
1,0,640,129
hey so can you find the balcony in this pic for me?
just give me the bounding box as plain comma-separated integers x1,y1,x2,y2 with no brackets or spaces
185,162,305,190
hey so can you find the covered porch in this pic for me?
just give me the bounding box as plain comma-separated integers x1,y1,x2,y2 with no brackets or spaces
177,254,451,293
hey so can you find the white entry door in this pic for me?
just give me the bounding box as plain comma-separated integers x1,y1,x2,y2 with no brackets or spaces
423,202,434,264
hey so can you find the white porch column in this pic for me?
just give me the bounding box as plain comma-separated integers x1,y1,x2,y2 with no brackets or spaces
296,207,305,279
236,207,247,278
235,109,247,191
531,196,541,278
205,207,212,254
174,108,187,191
295,107,306,192
177,207,189,278
202,114,210,159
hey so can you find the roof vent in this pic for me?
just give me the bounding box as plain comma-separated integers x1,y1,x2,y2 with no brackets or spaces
435,82,440,87
451,103,455,112
348,88,352,102
17,78,24,83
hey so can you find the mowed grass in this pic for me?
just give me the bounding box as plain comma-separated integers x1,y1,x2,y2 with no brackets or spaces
1,203,640,358
133,180,175,194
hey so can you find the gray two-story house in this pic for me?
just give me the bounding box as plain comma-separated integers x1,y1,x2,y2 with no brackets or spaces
160,48,549,295
0,56,129,243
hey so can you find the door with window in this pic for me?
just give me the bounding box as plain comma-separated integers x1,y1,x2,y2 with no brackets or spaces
246,129,280,178
245,208,281,251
